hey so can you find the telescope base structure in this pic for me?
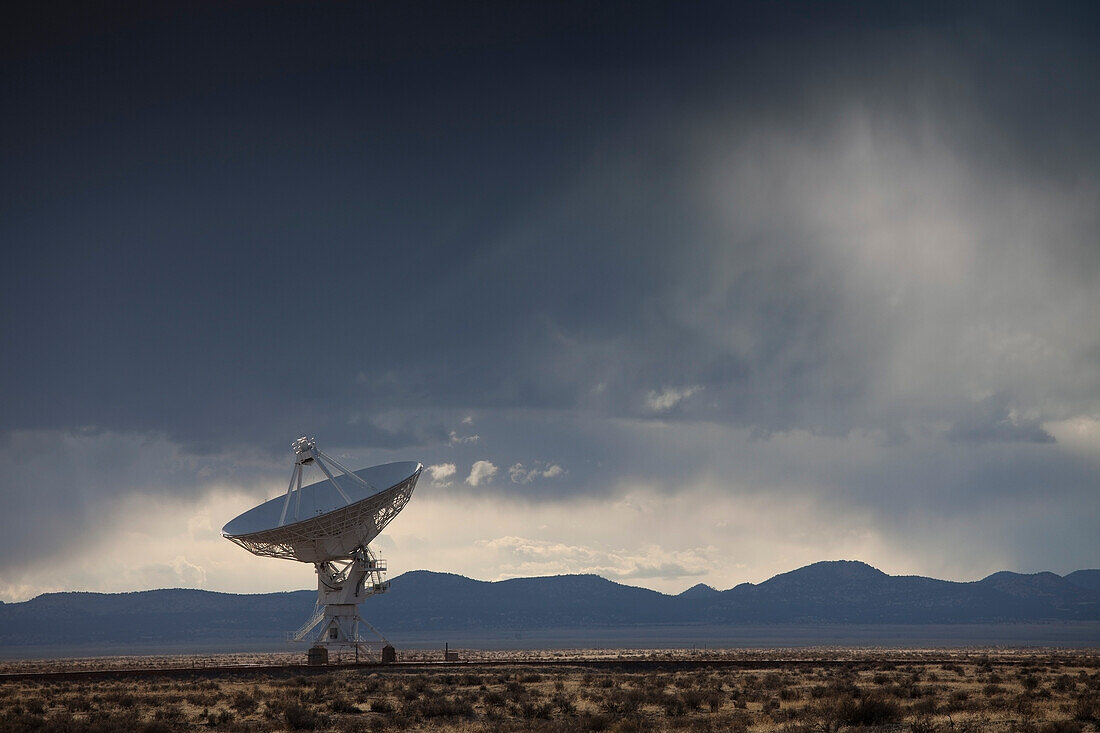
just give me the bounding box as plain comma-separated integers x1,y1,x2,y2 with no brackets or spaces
290,546,394,663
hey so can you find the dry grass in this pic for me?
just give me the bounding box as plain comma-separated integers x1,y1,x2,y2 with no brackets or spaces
1,649,1097,731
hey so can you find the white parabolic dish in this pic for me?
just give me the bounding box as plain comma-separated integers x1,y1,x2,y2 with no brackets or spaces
222,460,422,564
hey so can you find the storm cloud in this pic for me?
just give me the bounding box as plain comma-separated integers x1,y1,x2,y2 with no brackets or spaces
1,1,1097,598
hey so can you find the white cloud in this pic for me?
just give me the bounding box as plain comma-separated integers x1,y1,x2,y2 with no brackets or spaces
543,464,564,478
449,430,479,445
426,463,457,484
480,535,714,582
645,385,702,413
167,556,208,587
508,462,566,484
466,460,498,487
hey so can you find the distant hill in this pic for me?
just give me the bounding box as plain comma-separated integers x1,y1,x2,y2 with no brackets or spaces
678,583,721,599
697,562,1100,625
1,561,1097,651
1065,569,1100,591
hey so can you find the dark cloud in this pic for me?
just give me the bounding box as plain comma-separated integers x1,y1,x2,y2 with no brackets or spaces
3,1,1097,450
1,2,1098,588
944,393,1056,445
0,428,281,575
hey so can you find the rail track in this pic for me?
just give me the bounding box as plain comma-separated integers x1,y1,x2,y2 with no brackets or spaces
3,654,1084,683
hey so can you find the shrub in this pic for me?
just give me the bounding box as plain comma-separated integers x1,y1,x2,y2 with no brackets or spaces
909,716,938,733
185,692,218,707
1015,693,1035,720
599,689,641,717
719,711,752,733
552,691,577,716
505,680,529,702
521,701,553,719
1053,675,1077,693
837,694,901,726
1075,692,1100,722
328,696,361,714
577,712,610,731
403,696,474,719
680,688,706,710
779,686,800,701
1040,722,1083,733
946,689,970,712
84,708,142,731
230,691,258,716
609,716,650,733
661,693,687,717
911,696,937,715
1,713,45,732
482,690,505,708
46,711,79,731
203,709,234,727
284,701,321,730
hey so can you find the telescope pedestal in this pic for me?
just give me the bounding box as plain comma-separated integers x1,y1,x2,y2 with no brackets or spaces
291,546,391,661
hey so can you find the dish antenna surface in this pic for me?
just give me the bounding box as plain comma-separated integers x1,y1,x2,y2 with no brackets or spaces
223,436,422,660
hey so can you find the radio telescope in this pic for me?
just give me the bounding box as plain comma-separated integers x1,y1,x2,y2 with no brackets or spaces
223,436,422,660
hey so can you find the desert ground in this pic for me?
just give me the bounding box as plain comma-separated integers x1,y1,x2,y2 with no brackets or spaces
1,648,1098,732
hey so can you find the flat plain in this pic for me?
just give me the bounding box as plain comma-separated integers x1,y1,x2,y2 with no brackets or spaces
1,648,1098,732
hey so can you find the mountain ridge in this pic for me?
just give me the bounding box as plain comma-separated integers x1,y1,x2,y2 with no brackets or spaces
2,561,1097,651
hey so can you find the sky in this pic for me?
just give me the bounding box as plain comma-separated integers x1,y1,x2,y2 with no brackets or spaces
1,1,1098,602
